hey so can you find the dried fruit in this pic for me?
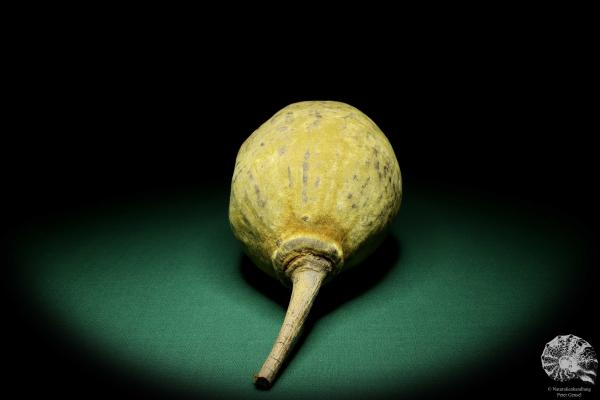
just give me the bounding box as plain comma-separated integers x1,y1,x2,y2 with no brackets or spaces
229,101,402,388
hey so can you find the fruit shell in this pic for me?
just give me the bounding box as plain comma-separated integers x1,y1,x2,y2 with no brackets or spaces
229,101,401,282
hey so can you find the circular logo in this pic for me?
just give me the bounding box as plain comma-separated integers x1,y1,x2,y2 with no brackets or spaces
541,334,598,384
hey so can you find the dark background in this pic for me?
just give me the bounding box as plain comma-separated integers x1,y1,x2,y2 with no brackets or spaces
4,17,597,400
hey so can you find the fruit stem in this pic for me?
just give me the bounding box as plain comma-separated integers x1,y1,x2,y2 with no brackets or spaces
253,255,330,389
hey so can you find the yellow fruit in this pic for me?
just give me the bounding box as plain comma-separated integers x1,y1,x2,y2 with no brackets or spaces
229,100,402,388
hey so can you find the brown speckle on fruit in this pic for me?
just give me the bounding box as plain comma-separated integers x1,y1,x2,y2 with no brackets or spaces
361,177,371,192
302,150,310,203
285,112,294,123
254,185,266,208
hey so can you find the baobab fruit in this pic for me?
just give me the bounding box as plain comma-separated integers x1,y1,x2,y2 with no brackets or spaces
229,101,402,388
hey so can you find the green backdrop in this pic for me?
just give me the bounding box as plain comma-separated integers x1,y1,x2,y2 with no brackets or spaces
15,183,589,399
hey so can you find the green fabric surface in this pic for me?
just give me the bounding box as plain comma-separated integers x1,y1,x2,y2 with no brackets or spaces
16,185,585,398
